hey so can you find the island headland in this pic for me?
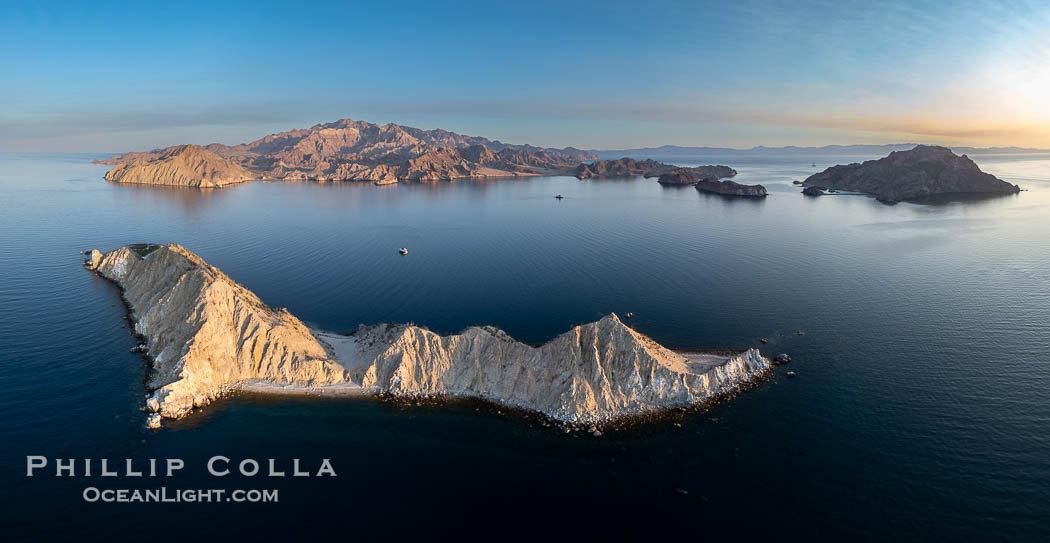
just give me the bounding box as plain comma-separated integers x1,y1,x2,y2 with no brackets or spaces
104,144,254,188
84,244,773,429
801,144,1021,202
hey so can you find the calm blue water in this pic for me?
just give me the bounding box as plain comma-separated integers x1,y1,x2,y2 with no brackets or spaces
1,152,1048,540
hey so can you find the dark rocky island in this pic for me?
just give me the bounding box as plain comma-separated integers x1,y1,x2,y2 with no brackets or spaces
802,185,825,196
656,172,700,186
801,145,1021,203
575,158,735,181
655,171,767,196
694,178,768,197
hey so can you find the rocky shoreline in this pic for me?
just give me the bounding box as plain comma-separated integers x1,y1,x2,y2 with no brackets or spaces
84,244,774,429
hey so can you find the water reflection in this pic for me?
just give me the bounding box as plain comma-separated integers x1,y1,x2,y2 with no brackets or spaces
907,191,1022,207
694,190,768,207
579,175,647,184
111,181,235,212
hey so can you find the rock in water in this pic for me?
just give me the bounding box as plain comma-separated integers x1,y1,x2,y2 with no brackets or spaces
83,249,103,269
694,178,768,197
103,145,254,188
85,244,773,425
802,186,826,196
801,145,1021,202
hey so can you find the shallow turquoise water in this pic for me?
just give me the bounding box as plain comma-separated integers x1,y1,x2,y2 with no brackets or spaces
1,152,1048,540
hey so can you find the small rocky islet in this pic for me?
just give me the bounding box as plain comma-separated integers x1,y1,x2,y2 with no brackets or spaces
656,171,768,197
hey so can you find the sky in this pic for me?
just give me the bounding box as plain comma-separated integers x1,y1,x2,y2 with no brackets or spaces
2,0,1049,151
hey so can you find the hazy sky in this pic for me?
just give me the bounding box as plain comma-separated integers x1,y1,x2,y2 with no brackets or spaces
3,0,1049,151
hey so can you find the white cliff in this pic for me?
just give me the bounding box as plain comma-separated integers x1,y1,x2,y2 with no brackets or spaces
85,244,772,427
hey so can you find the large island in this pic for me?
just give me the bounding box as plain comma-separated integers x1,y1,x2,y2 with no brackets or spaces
84,244,773,429
801,145,1021,202
95,119,599,187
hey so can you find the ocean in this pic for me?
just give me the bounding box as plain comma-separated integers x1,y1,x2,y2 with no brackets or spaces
1,152,1048,540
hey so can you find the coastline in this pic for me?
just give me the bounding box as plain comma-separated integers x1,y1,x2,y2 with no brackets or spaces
84,244,775,429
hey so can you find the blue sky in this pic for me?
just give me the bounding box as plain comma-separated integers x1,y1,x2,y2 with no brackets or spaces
2,0,1049,151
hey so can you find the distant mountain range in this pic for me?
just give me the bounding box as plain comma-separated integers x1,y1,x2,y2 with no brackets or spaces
594,143,1050,160
95,119,1050,189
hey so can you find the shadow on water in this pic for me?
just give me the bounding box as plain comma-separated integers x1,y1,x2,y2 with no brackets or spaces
694,191,768,206
111,182,235,212
579,175,647,184
906,191,1022,207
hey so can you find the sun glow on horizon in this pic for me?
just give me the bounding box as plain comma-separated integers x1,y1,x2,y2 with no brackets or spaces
3,0,1050,151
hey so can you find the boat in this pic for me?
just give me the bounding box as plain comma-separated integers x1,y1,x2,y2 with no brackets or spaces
786,371,796,378
555,194,564,200
398,247,408,255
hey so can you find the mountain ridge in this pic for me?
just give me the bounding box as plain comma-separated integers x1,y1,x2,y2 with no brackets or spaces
95,118,598,186
83,243,773,428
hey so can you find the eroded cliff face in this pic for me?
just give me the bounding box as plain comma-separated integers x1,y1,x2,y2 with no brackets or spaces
85,244,771,427
353,318,770,423
85,244,347,420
